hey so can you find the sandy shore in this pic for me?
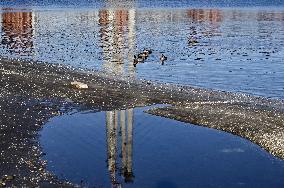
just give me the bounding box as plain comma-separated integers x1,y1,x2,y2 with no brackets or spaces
0,58,284,186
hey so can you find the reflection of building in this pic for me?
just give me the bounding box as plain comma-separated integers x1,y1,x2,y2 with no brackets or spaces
106,109,134,187
98,8,136,77
1,9,34,55
186,9,223,45
187,9,223,24
99,6,137,186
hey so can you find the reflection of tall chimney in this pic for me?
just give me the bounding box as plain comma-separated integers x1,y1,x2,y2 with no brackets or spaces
106,111,112,170
0,12,1,31
106,108,135,186
98,8,136,77
127,9,136,78
120,110,127,173
125,108,134,183
106,111,119,186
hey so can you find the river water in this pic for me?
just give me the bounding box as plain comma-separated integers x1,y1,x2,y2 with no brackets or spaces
0,0,284,98
1,1,284,187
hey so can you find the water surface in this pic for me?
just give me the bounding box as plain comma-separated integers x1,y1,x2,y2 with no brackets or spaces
0,1,284,98
2,1,284,187
1,0,284,9
40,106,284,188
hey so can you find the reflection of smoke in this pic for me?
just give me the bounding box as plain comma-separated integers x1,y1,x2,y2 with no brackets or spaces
1,10,34,55
98,8,136,77
106,109,134,187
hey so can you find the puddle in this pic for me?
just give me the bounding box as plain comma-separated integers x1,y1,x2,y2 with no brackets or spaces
40,105,284,188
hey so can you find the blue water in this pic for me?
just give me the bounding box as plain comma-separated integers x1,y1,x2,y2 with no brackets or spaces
1,1,283,187
1,0,284,9
0,1,284,98
40,106,284,188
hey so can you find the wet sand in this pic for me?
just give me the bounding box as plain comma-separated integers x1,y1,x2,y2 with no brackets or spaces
0,58,284,186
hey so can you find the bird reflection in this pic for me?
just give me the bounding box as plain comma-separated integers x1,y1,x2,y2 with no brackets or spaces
106,109,134,187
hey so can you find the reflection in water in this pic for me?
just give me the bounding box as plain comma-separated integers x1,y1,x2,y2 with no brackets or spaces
1,9,34,56
186,9,223,47
40,106,284,187
0,8,284,97
187,9,223,24
98,8,136,77
106,109,134,187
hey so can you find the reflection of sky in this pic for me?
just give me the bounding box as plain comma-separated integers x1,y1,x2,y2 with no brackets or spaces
40,106,284,188
0,7,284,98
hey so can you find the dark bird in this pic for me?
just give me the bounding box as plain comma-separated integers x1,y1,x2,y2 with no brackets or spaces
160,54,167,62
133,54,145,67
133,55,138,67
143,49,152,56
138,52,147,59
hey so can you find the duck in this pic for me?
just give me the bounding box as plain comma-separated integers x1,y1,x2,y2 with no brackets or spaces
143,49,152,56
138,52,147,59
133,55,139,67
160,54,167,62
133,55,145,67
188,38,199,46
